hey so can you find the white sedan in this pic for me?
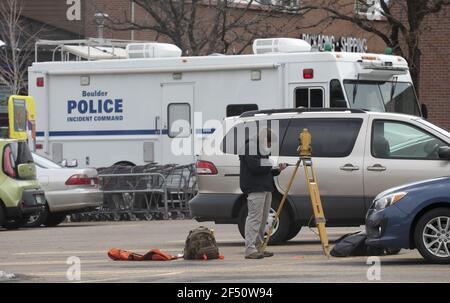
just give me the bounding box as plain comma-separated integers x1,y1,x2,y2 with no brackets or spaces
26,153,103,227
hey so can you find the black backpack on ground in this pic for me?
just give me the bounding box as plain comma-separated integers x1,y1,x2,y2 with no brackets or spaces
330,231,385,257
184,226,220,260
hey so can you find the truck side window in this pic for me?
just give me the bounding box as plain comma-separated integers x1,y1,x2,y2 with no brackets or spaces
295,88,323,108
295,88,308,107
168,103,191,138
310,89,323,108
226,104,258,117
330,79,347,108
280,118,363,157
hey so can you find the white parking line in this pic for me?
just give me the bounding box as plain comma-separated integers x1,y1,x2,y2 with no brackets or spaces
13,248,182,256
74,271,185,283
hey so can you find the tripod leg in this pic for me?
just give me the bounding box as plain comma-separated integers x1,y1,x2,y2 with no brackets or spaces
303,160,330,257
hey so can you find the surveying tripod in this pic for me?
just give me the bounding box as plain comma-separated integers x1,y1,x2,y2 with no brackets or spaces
261,128,330,257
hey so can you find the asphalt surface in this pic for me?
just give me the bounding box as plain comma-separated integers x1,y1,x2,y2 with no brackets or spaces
0,220,449,283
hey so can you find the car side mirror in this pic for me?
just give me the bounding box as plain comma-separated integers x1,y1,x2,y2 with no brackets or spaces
67,159,78,168
60,159,68,167
421,103,428,119
17,163,36,180
438,146,450,160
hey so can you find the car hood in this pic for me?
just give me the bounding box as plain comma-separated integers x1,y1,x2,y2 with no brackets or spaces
375,176,450,200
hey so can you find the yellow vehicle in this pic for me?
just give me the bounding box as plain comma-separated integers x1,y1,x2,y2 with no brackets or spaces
0,95,44,229
1,95,36,147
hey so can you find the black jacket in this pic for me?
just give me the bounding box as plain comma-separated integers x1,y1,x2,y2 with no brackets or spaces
239,151,281,194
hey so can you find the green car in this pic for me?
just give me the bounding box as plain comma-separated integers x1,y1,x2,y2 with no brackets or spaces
0,139,46,229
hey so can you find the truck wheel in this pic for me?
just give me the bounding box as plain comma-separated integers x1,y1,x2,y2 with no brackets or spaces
2,216,29,230
114,161,135,167
414,208,450,264
44,213,67,227
237,196,291,245
25,207,49,228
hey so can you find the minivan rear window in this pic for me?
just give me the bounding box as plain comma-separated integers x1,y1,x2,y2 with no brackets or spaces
280,118,363,157
221,120,283,155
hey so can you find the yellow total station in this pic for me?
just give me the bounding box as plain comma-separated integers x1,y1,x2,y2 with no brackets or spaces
299,128,312,158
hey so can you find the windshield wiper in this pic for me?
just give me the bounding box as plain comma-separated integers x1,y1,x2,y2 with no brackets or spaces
352,75,360,104
389,76,398,104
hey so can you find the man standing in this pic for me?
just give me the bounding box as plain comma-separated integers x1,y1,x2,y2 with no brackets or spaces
239,128,287,259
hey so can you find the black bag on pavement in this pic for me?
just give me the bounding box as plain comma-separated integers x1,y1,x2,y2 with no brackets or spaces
330,231,385,257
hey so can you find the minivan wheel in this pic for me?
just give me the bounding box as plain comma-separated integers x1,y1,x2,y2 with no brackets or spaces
414,208,450,264
285,224,302,241
25,208,49,228
237,198,291,245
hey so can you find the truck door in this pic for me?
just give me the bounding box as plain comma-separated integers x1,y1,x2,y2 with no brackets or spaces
161,83,194,165
289,84,326,108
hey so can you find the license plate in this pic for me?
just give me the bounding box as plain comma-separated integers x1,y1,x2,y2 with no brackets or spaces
35,195,45,204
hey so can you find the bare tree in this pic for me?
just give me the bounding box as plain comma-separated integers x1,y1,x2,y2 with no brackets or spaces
107,0,295,55
267,0,450,94
0,0,44,94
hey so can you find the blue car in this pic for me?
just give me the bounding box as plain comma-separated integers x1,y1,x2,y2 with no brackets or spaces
366,176,450,264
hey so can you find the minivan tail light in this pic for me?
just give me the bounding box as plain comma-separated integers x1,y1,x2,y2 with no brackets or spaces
196,160,218,175
65,174,96,186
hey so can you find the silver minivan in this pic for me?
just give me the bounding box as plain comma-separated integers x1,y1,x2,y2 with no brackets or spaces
190,109,450,244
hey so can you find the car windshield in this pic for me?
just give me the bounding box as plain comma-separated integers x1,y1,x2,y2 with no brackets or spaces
344,80,420,116
32,152,62,169
415,119,450,140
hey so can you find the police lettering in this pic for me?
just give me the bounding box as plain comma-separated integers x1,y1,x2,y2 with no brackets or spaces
67,99,123,114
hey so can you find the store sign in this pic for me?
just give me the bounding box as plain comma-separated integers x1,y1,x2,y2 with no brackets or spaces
66,0,81,21
301,34,368,53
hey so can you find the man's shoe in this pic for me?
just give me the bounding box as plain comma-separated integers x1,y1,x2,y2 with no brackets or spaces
245,252,264,259
261,251,274,257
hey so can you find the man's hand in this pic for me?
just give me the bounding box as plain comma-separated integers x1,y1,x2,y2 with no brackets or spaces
279,163,288,171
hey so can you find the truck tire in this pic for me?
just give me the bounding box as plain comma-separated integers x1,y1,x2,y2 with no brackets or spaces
237,195,291,245
2,216,29,230
44,213,67,227
414,208,450,264
25,208,49,228
0,204,5,227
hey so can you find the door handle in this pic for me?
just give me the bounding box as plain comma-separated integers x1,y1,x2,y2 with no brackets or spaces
367,164,387,172
155,116,160,131
339,164,359,171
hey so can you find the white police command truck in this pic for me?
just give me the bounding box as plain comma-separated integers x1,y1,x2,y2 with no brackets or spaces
28,38,424,168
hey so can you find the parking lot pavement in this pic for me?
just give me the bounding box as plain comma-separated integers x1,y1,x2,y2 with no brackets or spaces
0,220,449,283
